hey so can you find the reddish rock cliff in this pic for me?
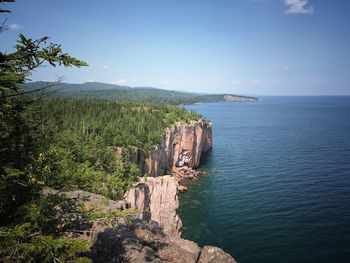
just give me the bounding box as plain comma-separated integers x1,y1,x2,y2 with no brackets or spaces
123,175,237,262
125,175,182,236
115,120,212,178
146,119,212,177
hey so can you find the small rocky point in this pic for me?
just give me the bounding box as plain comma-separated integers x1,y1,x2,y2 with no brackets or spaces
91,219,236,263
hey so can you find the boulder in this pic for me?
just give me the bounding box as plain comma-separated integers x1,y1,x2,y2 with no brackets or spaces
198,246,237,263
178,185,188,192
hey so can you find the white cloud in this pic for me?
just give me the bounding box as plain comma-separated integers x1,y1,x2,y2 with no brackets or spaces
112,78,127,85
231,80,241,85
285,0,314,15
8,24,23,30
283,65,290,70
86,79,95,82
101,65,108,69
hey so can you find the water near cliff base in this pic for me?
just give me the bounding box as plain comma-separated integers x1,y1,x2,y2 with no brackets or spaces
179,97,350,263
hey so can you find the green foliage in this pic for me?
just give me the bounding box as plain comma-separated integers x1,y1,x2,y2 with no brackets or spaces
0,4,90,261
39,99,203,151
22,81,230,104
85,208,139,225
0,195,91,262
0,31,87,220
26,99,202,199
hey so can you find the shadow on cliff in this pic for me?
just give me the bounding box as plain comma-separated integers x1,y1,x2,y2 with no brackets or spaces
197,149,213,169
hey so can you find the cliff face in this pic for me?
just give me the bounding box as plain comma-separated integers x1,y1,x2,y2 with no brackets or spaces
125,175,182,236
124,120,212,236
146,120,212,177
123,175,237,262
115,120,212,178
115,120,237,262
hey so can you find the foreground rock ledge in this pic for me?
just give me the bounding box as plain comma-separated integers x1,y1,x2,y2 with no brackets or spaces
124,175,237,262
91,219,237,263
48,188,237,262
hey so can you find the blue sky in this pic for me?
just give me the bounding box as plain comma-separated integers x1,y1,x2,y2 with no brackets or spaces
1,0,350,95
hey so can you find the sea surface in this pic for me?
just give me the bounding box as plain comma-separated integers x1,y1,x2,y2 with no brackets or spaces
179,97,350,263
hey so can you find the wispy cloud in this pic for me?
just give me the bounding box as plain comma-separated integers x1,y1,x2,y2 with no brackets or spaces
8,24,23,30
115,78,127,85
101,65,108,69
284,0,313,15
231,80,241,85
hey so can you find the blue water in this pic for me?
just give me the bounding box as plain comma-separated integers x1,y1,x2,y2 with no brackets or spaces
179,97,350,263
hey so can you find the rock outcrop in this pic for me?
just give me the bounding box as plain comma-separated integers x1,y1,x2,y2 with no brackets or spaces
49,188,236,262
146,120,212,177
43,188,128,211
91,219,202,263
116,120,212,178
125,175,182,236
90,218,238,263
198,246,237,263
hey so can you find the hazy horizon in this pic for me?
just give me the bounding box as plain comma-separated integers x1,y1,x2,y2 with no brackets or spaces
2,0,350,95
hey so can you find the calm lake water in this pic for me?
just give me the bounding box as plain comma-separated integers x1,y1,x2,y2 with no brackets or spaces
180,97,350,263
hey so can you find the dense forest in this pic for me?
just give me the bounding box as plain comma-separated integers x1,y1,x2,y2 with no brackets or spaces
35,99,202,199
41,99,202,151
22,81,257,104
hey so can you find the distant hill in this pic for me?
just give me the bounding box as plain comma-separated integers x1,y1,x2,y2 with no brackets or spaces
22,81,258,104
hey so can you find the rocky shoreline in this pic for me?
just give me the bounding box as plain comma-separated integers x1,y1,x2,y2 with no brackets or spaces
48,120,237,262
48,179,236,263
113,120,236,262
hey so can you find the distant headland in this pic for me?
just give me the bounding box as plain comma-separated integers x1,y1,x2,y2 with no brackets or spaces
22,81,258,104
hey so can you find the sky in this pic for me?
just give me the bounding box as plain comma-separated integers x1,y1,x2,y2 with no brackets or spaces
1,0,350,95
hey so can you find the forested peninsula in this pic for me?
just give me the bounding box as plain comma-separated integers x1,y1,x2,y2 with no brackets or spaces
22,81,258,104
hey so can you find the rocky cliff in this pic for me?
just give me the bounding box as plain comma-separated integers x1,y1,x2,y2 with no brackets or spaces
91,218,236,263
125,175,182,236
116,120,212,178
116,120,237,262
146,120,212,177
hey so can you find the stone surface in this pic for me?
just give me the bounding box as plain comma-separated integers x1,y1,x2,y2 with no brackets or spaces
197,246,237,263
46,188,238,262
173,165,198,179
146,120,212,177
178,185,188,192
43,188,127,211
91,219,201,263
125,175,182,236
